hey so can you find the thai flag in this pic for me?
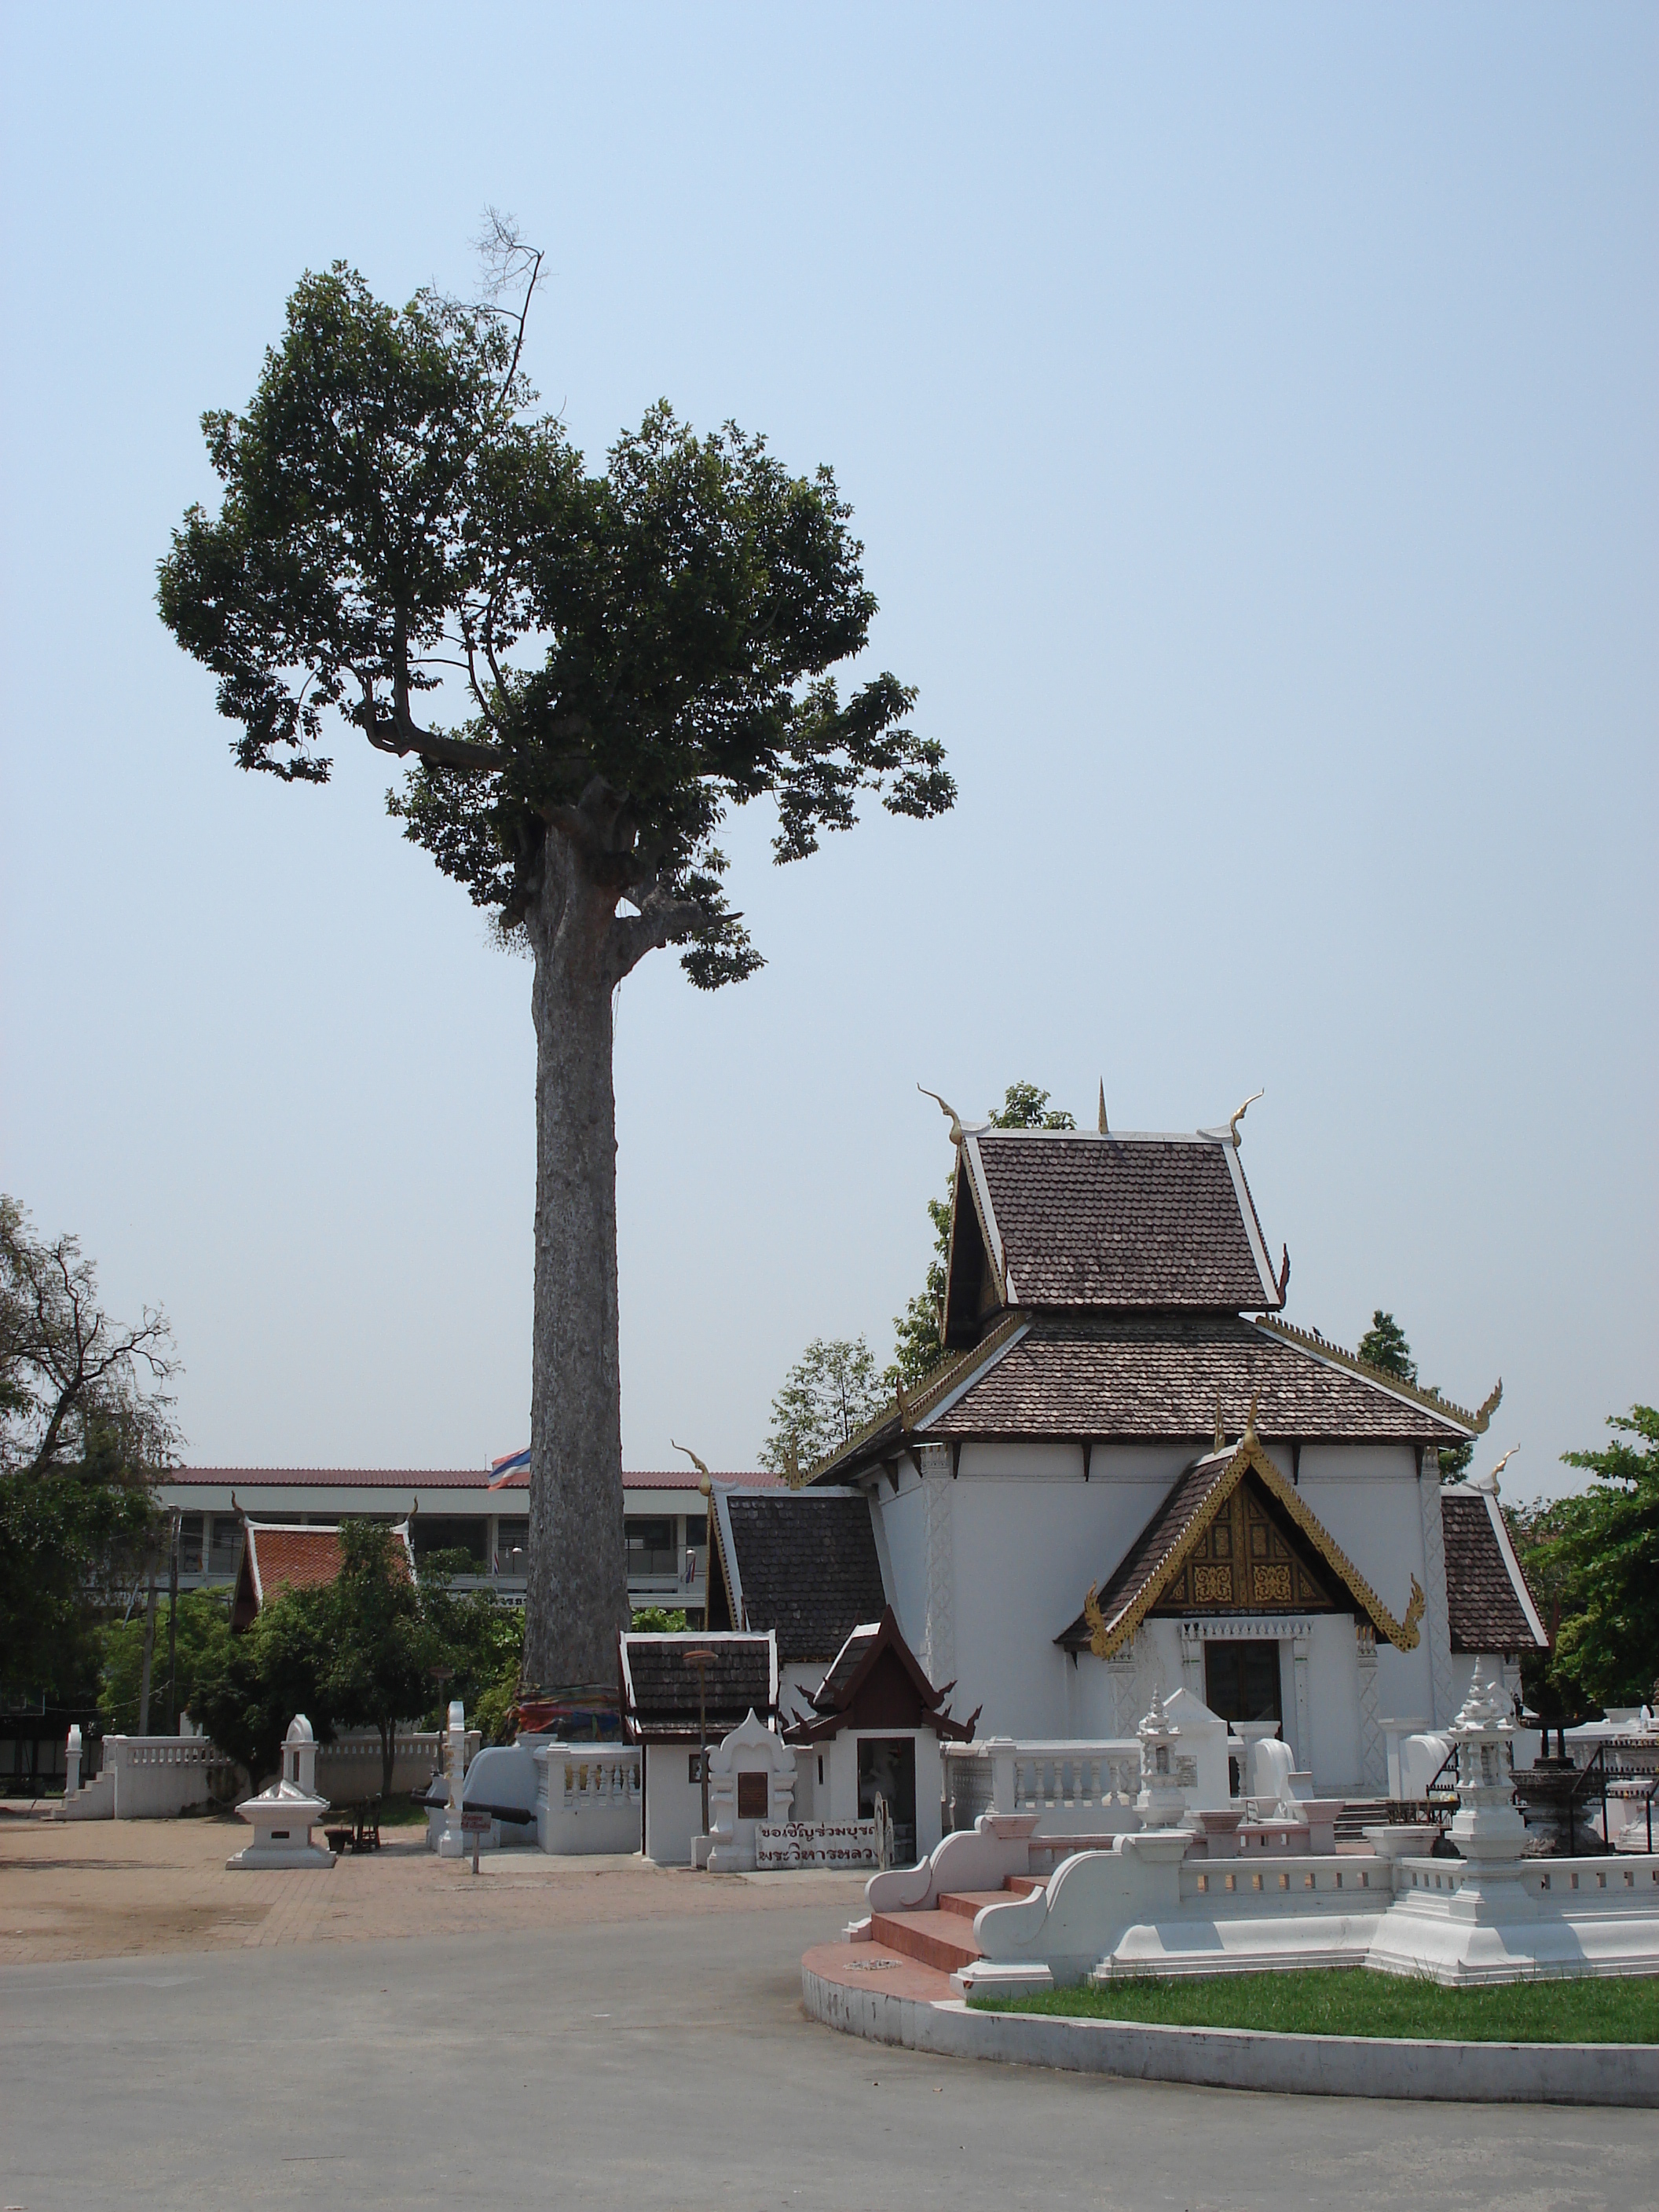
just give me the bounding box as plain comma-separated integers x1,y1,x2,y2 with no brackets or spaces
489,1447,531,1489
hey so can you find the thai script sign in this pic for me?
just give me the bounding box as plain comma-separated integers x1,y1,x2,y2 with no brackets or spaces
755,1820,877,1869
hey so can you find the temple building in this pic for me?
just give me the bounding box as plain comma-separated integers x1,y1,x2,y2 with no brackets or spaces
707,1108,1540,1803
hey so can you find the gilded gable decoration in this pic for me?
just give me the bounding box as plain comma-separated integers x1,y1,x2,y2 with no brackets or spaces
1073,1430,1426,1661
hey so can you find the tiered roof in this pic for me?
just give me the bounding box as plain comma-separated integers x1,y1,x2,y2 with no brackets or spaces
1441,1484,1548,1654
707,1488,886,1661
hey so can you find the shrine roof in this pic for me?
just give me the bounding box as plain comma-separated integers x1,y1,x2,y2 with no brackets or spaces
233,1518,412,1632
923,1313,1477,1444
617,1631,778,1741
1055,1433,1427,1657
786,1606,976,1745
709,1489,886,1662
959,1128,1282,1315
1441,1486,1548,1653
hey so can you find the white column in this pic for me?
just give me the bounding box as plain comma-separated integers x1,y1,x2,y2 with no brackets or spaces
921,1452,955,1691
1417,1451,1456,1727
1107,1657,1139,1737
1179,1623,1204,1698
438,1699,467,1857
1291,1631,1313,1777
64,1725,82,1797
1356,1624,1385,1793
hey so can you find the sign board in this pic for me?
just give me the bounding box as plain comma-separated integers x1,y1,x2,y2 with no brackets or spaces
460,1810,493,1833
755,1820,877,1870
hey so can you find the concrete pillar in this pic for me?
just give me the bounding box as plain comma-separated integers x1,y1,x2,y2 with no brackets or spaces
64,1725,82,1797
438,1700,467,1857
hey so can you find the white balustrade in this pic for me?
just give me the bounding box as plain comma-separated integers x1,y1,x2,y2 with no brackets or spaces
533,1741,643,1855
944,1739,1143,1836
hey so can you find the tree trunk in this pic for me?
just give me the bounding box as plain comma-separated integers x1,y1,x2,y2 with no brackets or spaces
380,1719,396,1804
521,836,632,1690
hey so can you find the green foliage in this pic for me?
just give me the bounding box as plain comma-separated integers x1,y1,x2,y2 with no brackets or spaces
763,1337,887,1477
190,1585,336,1786
0,1196,181,1710
1520,1406,1659,1714
1355,1309,1472,1480
157,255,953,987
98,1590,233,1735
0,1469,159,1704
1357,1310,1416,1382
631,1606,689,1633
888,1083,1076,1388
975,1969,1659,2045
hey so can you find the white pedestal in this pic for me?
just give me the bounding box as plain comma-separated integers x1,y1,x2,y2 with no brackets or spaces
226,1780,335,1870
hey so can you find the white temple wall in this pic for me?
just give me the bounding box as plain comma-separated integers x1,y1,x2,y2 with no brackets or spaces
1289,1445,1438,1727
1306,1613,1364,1793
876,1468,928,1657
928,1444,1188,1740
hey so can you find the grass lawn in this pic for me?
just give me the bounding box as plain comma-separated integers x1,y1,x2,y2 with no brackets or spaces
972,1969,1659,2044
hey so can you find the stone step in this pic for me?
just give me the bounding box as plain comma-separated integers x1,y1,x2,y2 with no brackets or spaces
867,1908,983,1974
937,1888,1013,1921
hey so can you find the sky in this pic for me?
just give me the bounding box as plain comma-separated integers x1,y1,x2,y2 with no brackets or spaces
2,5,1653,1504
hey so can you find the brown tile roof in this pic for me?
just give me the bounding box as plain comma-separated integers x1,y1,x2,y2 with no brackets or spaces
922,1313,1474,1445
969,1131,1281,1311
716,1493,887,1663
1441,1490,1547,1653
618,1633,777,1740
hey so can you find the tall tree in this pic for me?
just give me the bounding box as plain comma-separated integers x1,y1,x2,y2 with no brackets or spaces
889,1083,1075,1387
157,234,954,1689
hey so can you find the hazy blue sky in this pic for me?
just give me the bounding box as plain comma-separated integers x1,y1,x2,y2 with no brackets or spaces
2,5,1653,1503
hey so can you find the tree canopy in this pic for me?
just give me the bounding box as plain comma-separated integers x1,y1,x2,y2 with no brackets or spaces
158,251,952,987
1512,1406,1659,1715
0,1198,178,1708
763,1336,888,1480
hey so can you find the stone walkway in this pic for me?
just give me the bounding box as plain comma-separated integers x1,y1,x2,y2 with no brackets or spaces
0,1810,866,1963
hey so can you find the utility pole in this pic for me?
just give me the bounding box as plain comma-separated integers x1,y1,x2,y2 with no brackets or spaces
137,1541,159,1737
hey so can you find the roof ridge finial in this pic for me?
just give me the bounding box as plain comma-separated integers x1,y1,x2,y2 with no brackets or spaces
1214,1391,1225,1455
1244,1391,1260,1443
1097,1079,1108,1136
1228,1089,1265,1148
671,1438,711,1481
917,1083,965,1147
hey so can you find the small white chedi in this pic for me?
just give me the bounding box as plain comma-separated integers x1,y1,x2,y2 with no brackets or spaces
226,1715,335,1870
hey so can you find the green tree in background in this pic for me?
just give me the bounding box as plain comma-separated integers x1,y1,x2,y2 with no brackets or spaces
888,1083,1076,1388
764,1337,887,1479
1356,1308,1473,1481
1,1197,180,1711
191,1586,336,1788
1530,1406,1659,1713
319,1522,443,1802
99,1591,233,1735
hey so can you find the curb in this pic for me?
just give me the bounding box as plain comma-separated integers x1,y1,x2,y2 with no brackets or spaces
801,1953,1659,2107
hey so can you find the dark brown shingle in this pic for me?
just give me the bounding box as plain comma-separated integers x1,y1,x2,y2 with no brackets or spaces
1441,1492,1547,1653
619,1633,775,1739
971,1132,1279,1311
720,1494,886,1664
925,1313,1471,1445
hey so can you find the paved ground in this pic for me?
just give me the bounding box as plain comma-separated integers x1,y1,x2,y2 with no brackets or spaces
1,1816,1652,2210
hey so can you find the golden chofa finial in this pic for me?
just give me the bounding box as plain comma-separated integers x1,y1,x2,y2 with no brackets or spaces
1228,1090,1265,1148
672,1438,711,1481
1244,1391,1261,1442
1097,1080,1108,1136
1214,1391,1225,1455
917,1084,965,1146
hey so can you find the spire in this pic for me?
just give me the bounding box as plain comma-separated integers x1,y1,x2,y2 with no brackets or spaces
1097,1079,1109,1136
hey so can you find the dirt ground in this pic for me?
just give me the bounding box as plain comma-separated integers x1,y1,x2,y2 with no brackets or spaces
0,1807,867,1964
